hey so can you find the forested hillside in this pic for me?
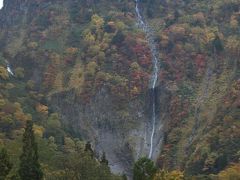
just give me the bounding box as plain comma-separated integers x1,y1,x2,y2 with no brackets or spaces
0,0,239,179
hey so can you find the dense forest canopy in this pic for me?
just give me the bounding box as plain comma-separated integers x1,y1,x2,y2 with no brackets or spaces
0,0,239,179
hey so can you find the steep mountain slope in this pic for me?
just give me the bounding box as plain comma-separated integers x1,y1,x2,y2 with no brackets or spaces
141,0,240,176
0,0,239,179
0,0,158,176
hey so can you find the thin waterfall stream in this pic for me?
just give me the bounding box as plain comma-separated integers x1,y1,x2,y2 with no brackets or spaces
7,65,14,76
135,0,160,159
6,61,14,76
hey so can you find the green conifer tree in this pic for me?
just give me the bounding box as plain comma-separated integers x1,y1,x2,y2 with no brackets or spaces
84,141,94,157
100,152,109,166
18,121,43,180
212,35,224,53
0,148,12,180
133,157,157,180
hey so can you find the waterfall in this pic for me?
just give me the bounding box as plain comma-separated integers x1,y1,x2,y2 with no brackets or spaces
135,0,160,159
6,62,14,76
0,0,3,9
7,66,14,76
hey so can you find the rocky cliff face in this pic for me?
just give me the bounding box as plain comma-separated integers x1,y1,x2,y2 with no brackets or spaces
49,84,171,176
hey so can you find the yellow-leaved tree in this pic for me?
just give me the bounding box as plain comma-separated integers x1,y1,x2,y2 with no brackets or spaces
0,66,9,80
153,170,184,180
217,163,240,180
91,14,104,30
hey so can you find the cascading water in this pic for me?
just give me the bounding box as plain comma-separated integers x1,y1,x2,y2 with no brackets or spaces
6,61,14,76
135,0,160,159
0,1,3,9
7,65,14,76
